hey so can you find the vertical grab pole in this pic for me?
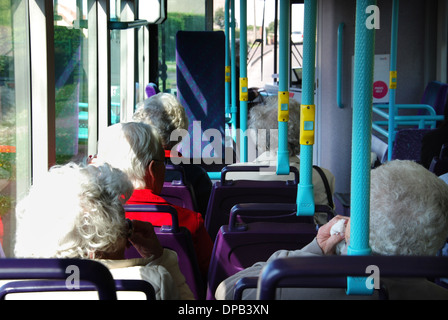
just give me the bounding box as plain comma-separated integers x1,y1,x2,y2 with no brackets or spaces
296,0,317,216
337,23,345,108
387,0,399,160
346,0,375,295
231,0,237,141
224,0,231,122
239,0,248,162
276,0,290,175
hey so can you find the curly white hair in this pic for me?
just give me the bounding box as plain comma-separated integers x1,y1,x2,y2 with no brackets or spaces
248,96,301,156
369,160,448,256
14,162,133,259
133,93,189,149
96,122,164,189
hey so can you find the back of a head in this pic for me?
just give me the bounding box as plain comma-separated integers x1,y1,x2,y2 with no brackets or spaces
133,93,189,149
369,160,448,256
248,96,301,156
96,122,164,189
14,163,133,259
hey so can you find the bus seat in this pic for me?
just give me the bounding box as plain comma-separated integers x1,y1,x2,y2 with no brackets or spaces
255,255,448,300
429,143,448,176
161,164,198,212
419,81,448,117
391,128,433,162
176,31,226,162
206,203,321,300
0,279,155,300
123,204,205,300
204,165,300,241
0,258,117,300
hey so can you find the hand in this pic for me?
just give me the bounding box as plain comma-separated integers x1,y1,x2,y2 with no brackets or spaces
128,220,163,259
316,215,349,255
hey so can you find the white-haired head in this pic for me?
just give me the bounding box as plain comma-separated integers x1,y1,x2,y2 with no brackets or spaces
133,93,189,149
369,160,448,256
248,96,301,157
96,122,164,189
14,162,133,259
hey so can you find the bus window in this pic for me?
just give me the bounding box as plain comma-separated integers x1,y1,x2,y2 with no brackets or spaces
53,0,90,164
110,0,150,124
158,0,207,94
212,1,305,90
0,0,30,256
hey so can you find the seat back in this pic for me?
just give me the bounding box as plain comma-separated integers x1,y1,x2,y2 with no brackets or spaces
429,143,448,176
256,255,448,300
206,203,321,300
176,31,225,161
0,258,117,300
205,165,300,241
161,164,198,211
0,279,155,300
123,204,205,300
391,128,433,162
420,81,448,116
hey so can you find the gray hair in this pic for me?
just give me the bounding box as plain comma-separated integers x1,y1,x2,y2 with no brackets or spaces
133,93,189,149
369,160,448,256
96,122,164,189
14,163,133,259
248,96,301,156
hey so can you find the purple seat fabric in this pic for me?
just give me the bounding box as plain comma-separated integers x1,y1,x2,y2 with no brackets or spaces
257,255,448,300
391,128,433,162
206,203,319,300
160,164,198,212
0,279,155,300
176,31,226,161
429,143,448,176
419,81,448,117
0,258,117,300
123,204,205,300
205,165,301,241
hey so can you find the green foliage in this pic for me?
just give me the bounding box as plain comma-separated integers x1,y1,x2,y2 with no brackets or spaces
160,12,205,62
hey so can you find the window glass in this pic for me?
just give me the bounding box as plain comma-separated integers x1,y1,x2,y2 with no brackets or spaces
159,0,206,93
53,0,89,164
0,0,30,255
212,0,305,89
110,1,146,123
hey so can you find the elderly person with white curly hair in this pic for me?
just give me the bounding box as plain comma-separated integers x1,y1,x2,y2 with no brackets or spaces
14,162,194,300
226,96,336,225
133,92,212,217
216,160,448,300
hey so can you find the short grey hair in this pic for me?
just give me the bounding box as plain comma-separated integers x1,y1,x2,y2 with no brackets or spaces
14,162,133,259
248,96,301,156
369,160,448,256
133,93,189,149
96,122,164,189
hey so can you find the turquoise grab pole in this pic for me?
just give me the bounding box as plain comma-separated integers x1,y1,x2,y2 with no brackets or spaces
296,0,316,216
337,23,345,108
387,0,399,160
347,0,375,295
225,0,231,121
230,0,237,141
239,0,248,162
276,0,290,175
